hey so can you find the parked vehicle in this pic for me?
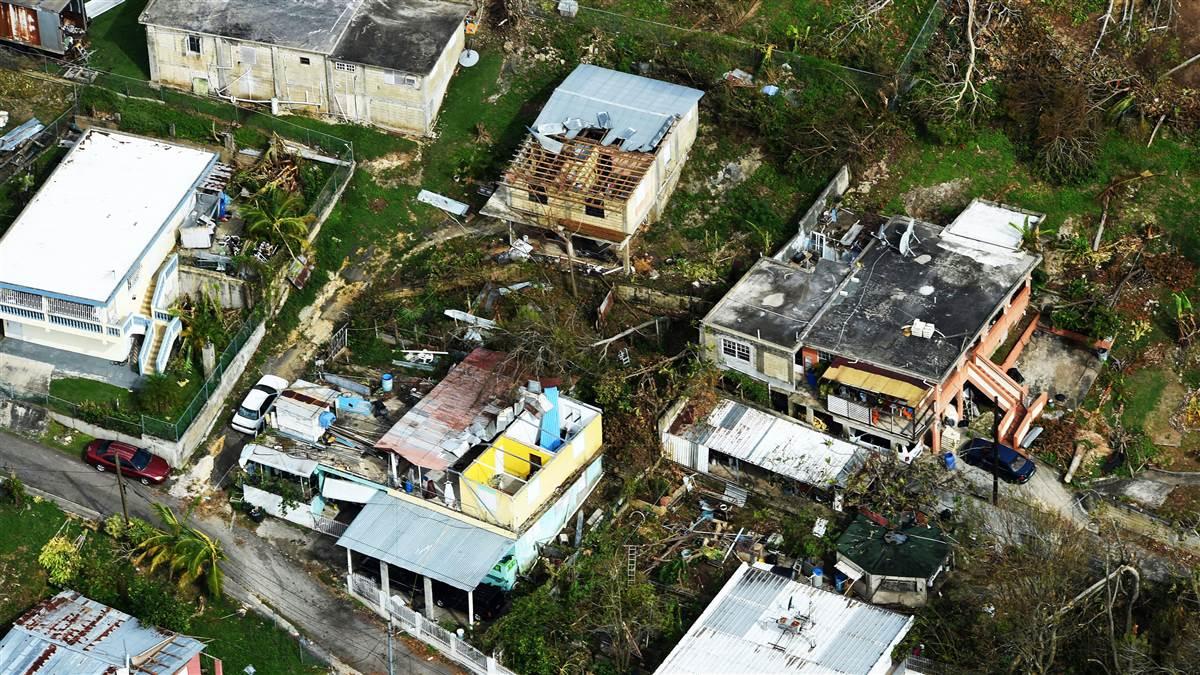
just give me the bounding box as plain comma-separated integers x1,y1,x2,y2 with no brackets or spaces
431,579,510,622
231,374,289,434
960,438,1037,484
84,440,171,485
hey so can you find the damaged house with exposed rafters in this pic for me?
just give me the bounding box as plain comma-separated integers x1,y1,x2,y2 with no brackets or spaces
700,166,1052,458
481,64,703,273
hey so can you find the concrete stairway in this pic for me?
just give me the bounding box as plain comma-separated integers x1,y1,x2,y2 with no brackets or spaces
143,326,166,376
965,354,1027,449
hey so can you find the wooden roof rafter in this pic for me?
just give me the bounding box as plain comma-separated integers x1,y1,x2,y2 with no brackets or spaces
500,134,654,203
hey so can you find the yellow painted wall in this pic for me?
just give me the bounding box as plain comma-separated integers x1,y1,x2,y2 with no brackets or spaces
458,410,604,531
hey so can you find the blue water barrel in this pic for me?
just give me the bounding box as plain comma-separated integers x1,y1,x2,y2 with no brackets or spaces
381,373,394,393
318,411,336,428
834,571,848,592
943,452,956,470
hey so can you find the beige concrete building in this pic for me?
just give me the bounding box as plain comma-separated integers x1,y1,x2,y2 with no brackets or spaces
139,0,468,135
481,65,703,272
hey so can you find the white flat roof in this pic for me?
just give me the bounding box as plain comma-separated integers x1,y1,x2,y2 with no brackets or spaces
0,130,215,305
655,563,914,674
943,198,1044,254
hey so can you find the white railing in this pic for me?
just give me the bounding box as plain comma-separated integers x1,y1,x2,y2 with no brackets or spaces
151,253,179,317
347,574,515,675
313,516,348,537
138,323,157,375
155,316,182,373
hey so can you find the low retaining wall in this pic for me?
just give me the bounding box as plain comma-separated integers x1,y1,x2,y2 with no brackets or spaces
180,266,249,310
0,399,48,437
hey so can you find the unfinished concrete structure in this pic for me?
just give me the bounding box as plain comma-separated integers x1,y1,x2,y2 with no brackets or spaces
701,166,1047,456
482,64,703,273
139,0,468,135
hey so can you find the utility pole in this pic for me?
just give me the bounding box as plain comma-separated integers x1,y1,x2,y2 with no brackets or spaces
991,396,1001,506
386,615,394,675
114,453,130,525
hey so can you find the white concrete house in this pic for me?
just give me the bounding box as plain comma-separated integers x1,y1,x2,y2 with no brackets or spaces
0,129,218,373
139,0,469,135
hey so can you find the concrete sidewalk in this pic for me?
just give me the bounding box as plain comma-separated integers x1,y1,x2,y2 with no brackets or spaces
0,429,453,675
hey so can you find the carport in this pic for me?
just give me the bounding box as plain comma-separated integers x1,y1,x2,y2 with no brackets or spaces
337,491,515,625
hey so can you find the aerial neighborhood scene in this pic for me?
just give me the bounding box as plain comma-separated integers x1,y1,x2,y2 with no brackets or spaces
0,0,1199,673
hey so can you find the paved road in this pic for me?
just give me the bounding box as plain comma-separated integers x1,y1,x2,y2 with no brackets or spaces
952,456,1089,526
0,430,452,675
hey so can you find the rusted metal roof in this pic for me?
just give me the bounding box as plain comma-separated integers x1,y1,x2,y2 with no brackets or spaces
375,348,521,470
0,590,206,674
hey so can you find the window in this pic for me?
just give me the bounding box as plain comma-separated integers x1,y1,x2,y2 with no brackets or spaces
528,185,548,205
817,350,832,363
186,35,201,55
334,62,356,72
721,337,751,363
879,578,918,594
584,198,605,218
385,70,419,87
299,56,311,65
240,45,257,65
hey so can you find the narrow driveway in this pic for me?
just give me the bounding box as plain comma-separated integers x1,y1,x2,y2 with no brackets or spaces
952,457,1089,526
0,430,453,675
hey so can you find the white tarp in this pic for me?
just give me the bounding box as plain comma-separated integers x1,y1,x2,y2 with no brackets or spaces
321,477,378,504
239,444,318,477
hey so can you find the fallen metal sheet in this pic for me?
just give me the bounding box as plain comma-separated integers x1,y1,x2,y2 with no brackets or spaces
322,372,372,397
417,189,469,216
0,118,43,153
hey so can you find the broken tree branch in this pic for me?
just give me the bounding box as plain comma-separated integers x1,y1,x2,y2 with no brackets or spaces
1164,52,1200,78
1147,114,1167,147
1091,0,1115,58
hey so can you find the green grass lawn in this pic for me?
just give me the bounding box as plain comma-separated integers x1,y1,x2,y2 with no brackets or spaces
49,377,133,409
0,499,69,627
85,0,151,80
1120,368,1168,429
38,420,95,458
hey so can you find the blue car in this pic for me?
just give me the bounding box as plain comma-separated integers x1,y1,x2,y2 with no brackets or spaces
961,438,1036,484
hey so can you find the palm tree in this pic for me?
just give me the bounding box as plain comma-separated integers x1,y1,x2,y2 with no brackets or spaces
239,187,313,262
134,503,226,598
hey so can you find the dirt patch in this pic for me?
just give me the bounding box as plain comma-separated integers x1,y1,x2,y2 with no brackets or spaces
368,198,388,213
1173,1,1200,87
361,149,423,189
901,178,970,221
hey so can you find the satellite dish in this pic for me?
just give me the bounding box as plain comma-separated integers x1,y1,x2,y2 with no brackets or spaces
458,49,480,67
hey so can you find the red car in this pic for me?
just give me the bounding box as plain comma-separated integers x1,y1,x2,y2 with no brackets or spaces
84,440,171,485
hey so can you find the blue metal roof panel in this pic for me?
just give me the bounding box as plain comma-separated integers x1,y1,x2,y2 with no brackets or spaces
337,491,516,591
533,64,704,153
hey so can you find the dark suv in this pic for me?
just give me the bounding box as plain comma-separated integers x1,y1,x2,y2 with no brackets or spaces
961,438,1037,484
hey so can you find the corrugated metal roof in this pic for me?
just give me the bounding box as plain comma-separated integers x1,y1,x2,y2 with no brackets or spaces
675,398,868,488
337,491,515,591
0,590,205,674
654,564,914,675
375,349,520,470
532,64,704,153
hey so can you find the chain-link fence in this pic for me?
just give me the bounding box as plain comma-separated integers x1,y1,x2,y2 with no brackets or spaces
895,0,949,94
140,309,262,441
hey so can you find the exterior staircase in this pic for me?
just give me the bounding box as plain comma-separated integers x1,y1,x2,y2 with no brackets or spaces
143,326,167,376
965,354,1036,452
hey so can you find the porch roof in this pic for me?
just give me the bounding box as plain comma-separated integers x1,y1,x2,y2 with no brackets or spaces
338,491,515,591
822,360,930,408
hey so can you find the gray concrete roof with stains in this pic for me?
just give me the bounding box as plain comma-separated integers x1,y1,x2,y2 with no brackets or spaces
802,217,1040,381
705,256,851,347
141,0,359,53
331,0,468,74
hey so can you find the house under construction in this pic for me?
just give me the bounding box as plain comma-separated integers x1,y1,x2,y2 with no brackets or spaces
482,64,703,273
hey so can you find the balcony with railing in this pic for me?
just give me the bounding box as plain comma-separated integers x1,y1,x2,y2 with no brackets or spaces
825,391,935,441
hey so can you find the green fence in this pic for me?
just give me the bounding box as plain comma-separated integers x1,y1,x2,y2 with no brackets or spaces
140,310,263,441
